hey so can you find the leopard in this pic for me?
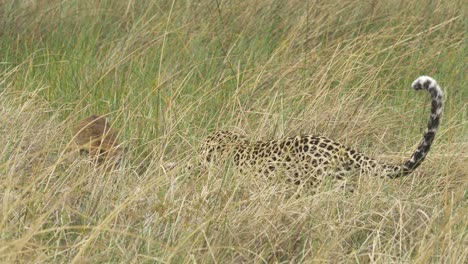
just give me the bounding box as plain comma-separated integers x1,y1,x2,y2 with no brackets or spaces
74,115,124,169
197,76,444,188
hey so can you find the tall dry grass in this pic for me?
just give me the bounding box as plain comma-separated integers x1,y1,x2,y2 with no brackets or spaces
0,0,466,263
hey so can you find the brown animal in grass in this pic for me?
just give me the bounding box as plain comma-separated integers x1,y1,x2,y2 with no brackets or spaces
74,115,123,169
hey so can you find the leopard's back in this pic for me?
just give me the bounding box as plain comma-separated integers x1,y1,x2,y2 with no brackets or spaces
200,131,397,185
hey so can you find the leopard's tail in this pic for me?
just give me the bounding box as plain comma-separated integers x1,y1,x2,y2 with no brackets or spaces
389,76,443,178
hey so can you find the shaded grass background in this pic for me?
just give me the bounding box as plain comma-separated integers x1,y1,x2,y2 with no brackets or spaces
0,0,466,263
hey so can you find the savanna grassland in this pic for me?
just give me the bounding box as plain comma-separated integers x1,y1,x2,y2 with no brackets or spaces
0,0,466,263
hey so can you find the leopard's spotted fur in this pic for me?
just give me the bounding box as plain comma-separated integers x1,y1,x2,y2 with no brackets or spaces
198,76,443,186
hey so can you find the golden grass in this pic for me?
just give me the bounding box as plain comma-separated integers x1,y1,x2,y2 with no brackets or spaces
0,0,466,263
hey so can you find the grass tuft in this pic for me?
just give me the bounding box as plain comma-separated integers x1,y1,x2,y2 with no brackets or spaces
1,0,466,262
